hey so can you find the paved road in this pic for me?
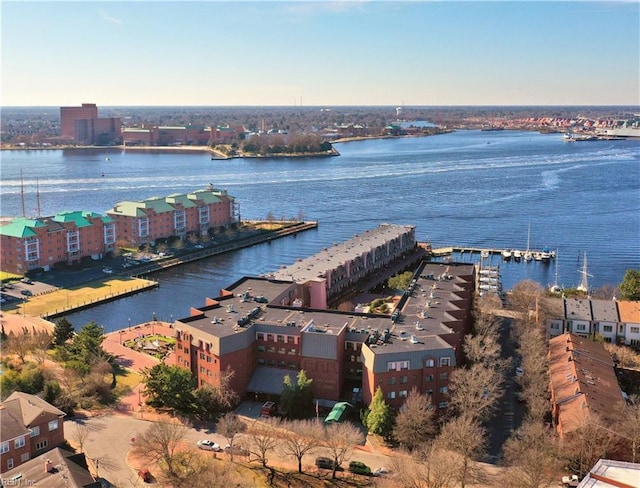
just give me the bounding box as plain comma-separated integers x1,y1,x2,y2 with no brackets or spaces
67,410,393,487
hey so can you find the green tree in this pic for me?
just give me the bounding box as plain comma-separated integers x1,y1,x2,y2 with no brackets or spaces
142,363,196,414
388,271,414,292
280,370,313,419
364,386,394,438
68,322,106,365
53,318,75,346
619,269,640,301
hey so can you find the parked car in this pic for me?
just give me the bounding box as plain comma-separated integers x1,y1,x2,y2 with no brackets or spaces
102,268,113,274
515,366,524,377
315,457,343,471
138,469,152,483
374,467,390,477
224,444,249,456
196,439,221,451
348,461,372,475
21,278,33,284
20,290,33,297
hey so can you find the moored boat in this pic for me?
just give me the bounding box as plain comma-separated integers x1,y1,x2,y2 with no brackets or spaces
501,249,512,260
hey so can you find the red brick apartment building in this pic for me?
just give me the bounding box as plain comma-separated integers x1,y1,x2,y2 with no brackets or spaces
549,333,624,438
0,211,116,275
60,103,121,145
0,392,65,473
173,224,475,411
106,186,238,247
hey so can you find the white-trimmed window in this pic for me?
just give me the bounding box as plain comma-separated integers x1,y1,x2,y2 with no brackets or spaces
35,440,48,451
14,436,25,449
440,357,450,367
30,425,40,437
387,391,396,399
425,359,435,368
6,458,14,470
1,442,9,454
48,419,59,431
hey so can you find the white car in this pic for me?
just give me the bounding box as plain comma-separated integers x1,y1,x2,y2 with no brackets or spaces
515,366,524,377
102,268,113,274
374,467,390,477
196,439,221,451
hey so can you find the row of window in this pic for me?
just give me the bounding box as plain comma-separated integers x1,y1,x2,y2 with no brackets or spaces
257,345,297,355
256,358,298,369
256,332,297,344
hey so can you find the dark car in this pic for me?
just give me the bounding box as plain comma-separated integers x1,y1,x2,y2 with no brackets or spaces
315,457,343,471
20,289,33,297
348,461,372,475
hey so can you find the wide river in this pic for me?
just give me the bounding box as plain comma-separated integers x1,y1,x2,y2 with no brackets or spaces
2,130,639,332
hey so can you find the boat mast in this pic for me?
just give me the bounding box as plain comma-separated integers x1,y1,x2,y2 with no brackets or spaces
36,177,41,217
577,251,592,293
20,169,26,217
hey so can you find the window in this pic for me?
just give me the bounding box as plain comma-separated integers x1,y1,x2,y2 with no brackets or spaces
603,325,613,332
14,437,25,449
257,358,265,365
6,458,13,470
30,426,40,437
387,360,410,371
388,377,396,385
48,419,59,431
278,335,284,343
257,345,265,352
200,353,205,360
551,323,559,329
278,348,286,355
425,359,435,368
289,348,296,355
1,442,8,454
387,391,396,399
631,327,640,334
425,375,434,382
400,376,408,384
440,357,450,367
206,356,212,363
20,453,29,463
399,390,408,398
267,346,275,353
439,372,448,380
576,324,586,331
439,386,448,394
36,440,48,451
438,401,448,409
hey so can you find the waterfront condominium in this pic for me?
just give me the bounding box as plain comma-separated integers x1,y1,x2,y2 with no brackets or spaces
0,211,116,275
106,186,239,248
173,224,475,411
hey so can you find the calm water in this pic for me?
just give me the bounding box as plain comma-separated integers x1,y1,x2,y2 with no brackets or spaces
1,130,638,332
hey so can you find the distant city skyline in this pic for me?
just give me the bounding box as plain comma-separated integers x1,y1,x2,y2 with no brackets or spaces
2,1,639,107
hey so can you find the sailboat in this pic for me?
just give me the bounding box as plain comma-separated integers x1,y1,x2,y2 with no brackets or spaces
549,250,561,293
523,223,533,262
576,251,593,294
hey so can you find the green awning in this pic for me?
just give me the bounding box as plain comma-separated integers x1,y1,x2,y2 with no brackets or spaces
324,402,352,423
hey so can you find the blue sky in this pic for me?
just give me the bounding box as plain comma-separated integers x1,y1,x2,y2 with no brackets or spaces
2,1,638,106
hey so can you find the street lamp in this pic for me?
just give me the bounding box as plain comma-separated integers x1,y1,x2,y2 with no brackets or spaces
128,317,131,331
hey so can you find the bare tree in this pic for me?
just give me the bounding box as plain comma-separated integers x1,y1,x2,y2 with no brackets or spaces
563,414,616,479
501,421,560,488
508,280,543,316
616,394,640,463
31,331,52,365
132,419,190,479
70,422,92,453
217,413,247,462
246,417,280,468
322,421,365,479
392,388,436,451
463,333,502,366
6,327,33,364
280,419,323,473
436,414,487,488
448,363,504,422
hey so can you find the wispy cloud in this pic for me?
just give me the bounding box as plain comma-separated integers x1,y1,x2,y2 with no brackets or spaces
99,10,123,25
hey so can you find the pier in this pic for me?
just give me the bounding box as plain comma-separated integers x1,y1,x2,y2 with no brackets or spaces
430,246,555,259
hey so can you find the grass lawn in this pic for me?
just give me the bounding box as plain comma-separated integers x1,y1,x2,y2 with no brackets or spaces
12,277,155,317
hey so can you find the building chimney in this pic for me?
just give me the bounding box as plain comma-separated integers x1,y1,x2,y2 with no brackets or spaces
45,459,53,473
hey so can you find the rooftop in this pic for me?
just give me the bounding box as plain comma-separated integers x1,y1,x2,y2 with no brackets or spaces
577,459,640,488
272,223,415,283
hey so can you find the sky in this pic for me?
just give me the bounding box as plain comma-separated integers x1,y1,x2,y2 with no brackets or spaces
1,1,639,106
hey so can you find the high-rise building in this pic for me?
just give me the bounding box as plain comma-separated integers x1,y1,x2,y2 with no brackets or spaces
60,103,121,145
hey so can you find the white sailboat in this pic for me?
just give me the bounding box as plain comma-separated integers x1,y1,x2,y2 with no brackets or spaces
576,251,593,293
523,223,533,262
549,250,561,293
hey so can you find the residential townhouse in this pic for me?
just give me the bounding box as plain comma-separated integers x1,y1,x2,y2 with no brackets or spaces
106,186,238,247
549,333,624,438
272,224,417,309
0,211,116,275
173,225,474,412
548,298,640,346
0,392,65,473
